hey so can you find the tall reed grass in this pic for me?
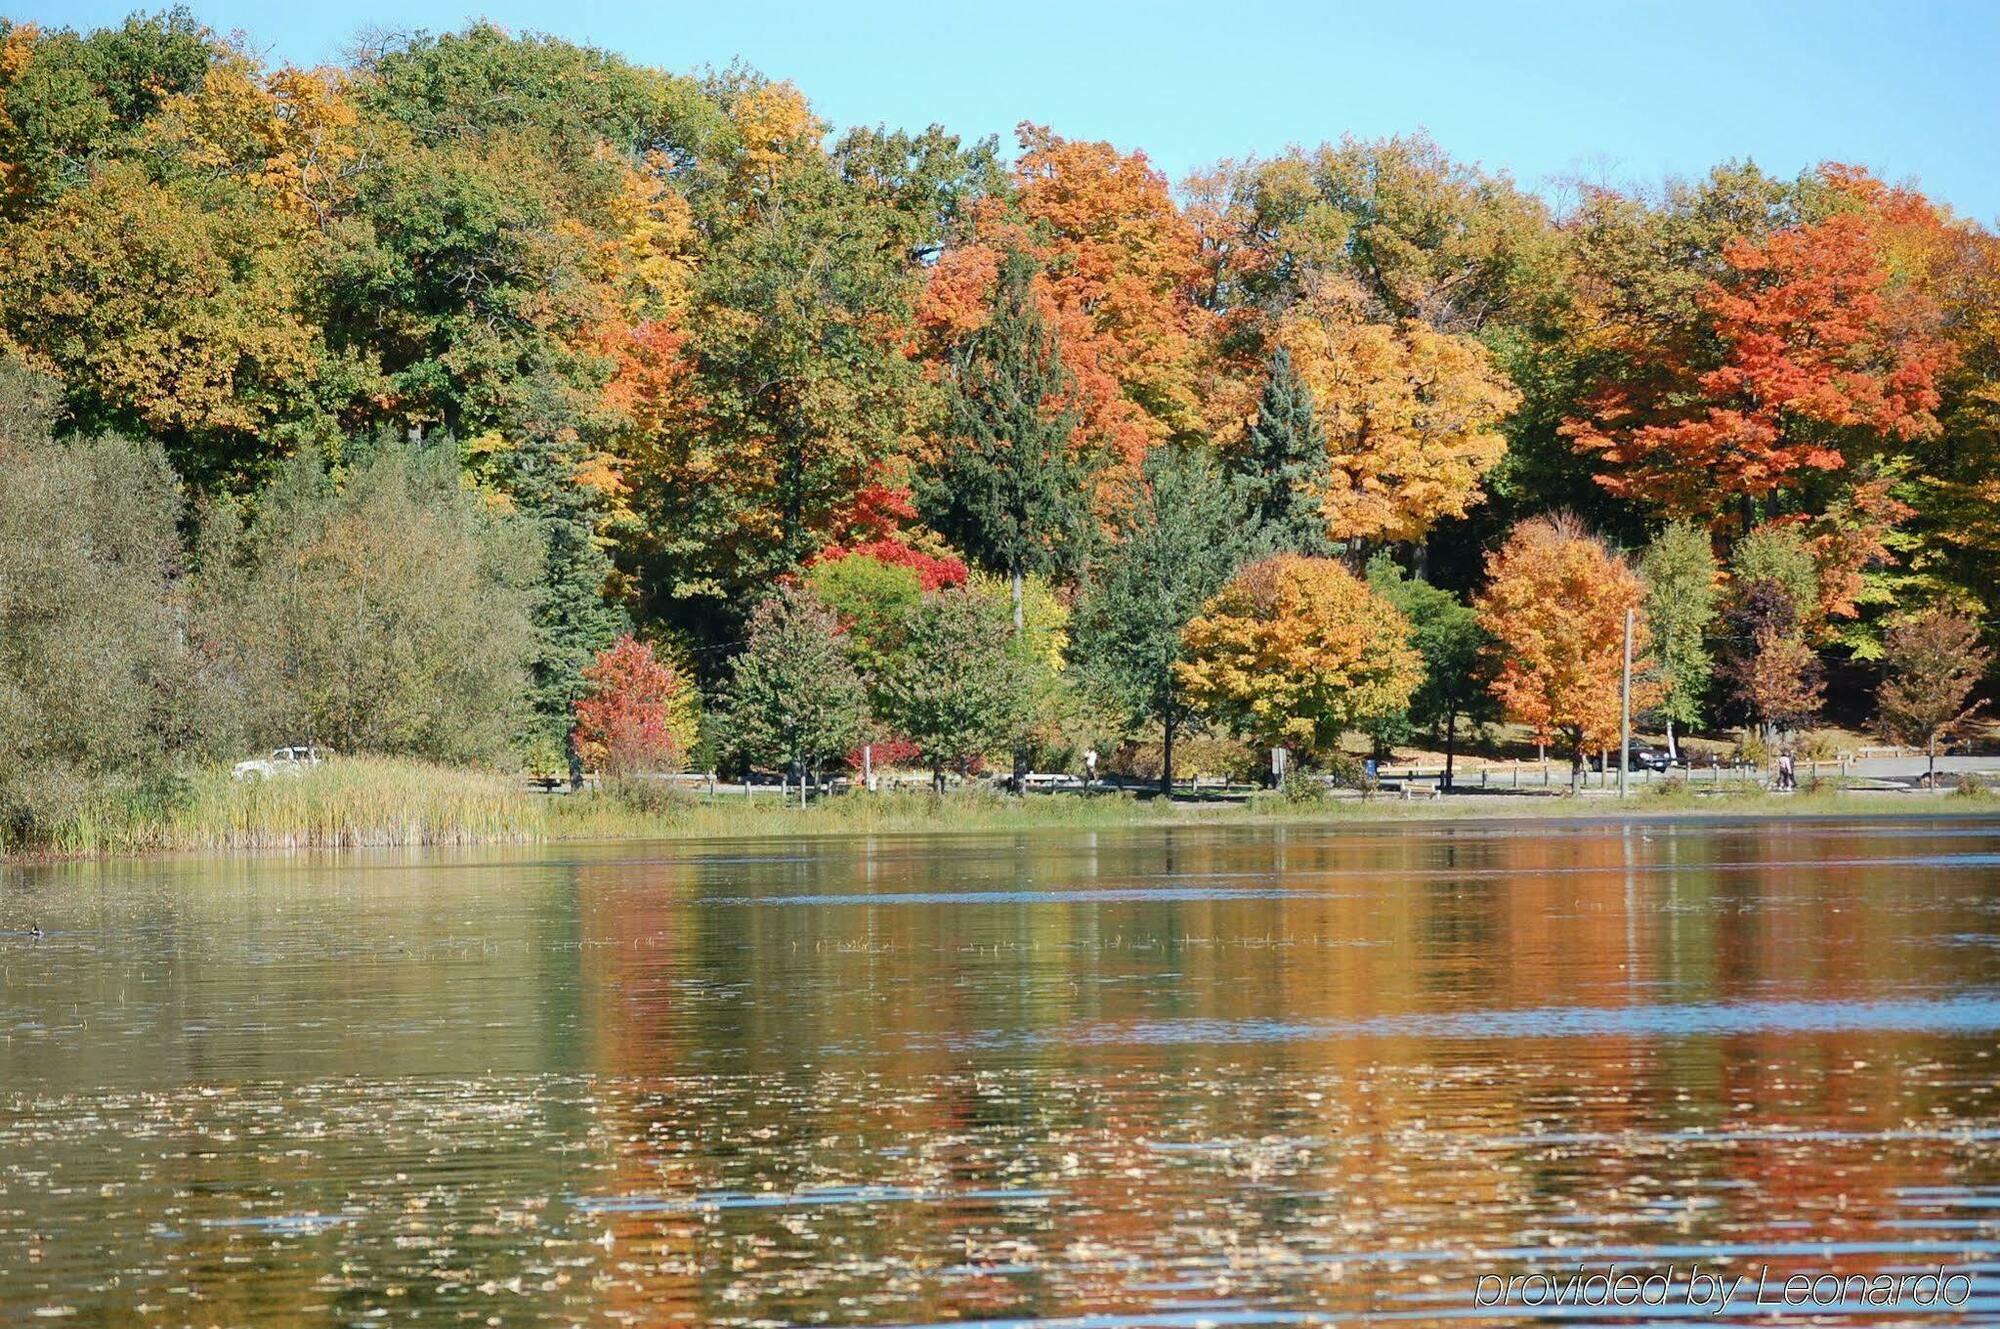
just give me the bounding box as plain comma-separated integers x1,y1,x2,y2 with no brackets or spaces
27,757,538,855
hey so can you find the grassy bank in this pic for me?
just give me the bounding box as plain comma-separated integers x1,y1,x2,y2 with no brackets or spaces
7,758,1999,859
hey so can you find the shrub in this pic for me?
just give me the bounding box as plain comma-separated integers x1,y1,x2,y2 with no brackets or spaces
1648,774,1690,799
1278,766,1327,804
1954,773,1989,799
0,381,231,846
1735,729,1772,768
196,440,538,766
1112,735,1259,784
1319,750,1372,790
606,775,694,815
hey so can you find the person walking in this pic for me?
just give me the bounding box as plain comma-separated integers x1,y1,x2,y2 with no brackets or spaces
1777,750,1795,792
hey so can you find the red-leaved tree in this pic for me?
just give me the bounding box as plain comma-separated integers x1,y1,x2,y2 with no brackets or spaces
1567,208,1947,520
574,636,692,779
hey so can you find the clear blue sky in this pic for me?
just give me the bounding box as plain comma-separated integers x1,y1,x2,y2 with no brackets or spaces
29,0,2000,223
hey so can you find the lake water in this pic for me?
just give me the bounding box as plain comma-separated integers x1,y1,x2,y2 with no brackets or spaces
6,817,2000,1325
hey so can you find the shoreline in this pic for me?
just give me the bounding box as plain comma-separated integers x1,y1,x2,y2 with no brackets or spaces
7,764,1999,864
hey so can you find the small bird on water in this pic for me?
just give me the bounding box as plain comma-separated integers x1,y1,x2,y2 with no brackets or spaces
28,923,42,939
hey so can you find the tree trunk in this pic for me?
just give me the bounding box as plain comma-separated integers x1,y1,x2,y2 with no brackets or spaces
1443,709,1457,791
1161,719,1175,798
1010,564,1027,794
565,726,584,792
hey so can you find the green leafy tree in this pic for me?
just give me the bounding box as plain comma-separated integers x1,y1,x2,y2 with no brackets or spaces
802,552,925,678
1232,346,1334,556
1640,520,1721,756
654,142,930,610
1730,524,1820,629
0,9,222,213
327,27,702,773
723,584,869,793
354,20,723,157
875,588,1029,791
1365,553,1498,786
831,123,1005,265
1079,446,1252,793
197,439,539,766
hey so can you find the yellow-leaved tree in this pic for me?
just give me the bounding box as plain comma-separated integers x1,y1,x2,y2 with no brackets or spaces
1177,554,1421,762
1276,278,1519,544
1476,515,1656,783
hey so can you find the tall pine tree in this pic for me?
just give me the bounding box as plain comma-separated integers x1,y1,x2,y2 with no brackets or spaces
918,246,1089,627
502,437,629,787
1233,347,1335,556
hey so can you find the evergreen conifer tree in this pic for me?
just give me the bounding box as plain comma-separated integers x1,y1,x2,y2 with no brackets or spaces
918,246,1089,627
1234,346,1335,556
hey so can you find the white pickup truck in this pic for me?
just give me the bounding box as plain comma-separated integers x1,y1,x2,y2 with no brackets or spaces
231,746,327,781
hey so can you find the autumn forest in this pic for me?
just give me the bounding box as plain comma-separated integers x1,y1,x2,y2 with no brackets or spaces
3,9,1998,839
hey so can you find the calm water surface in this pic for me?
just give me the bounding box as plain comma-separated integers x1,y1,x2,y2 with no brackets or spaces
6,817,2000,1325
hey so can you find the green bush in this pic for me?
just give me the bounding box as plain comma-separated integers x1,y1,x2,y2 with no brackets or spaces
195,439,538,768
0,365,233,848
1279,766,1328,803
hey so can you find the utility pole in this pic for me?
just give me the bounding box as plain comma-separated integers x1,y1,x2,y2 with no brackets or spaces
1619,605,1634,798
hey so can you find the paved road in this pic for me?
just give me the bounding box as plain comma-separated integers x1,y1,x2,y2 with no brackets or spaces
1811,754,2000,781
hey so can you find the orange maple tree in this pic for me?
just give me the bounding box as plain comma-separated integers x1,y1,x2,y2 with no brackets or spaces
917,124,1207,487
1476,516,1656,778
807,481,968,590
1274,278,1519,543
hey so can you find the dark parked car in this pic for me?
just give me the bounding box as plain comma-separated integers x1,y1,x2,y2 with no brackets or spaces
1590,746,1679,773
1632,745,1679,773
